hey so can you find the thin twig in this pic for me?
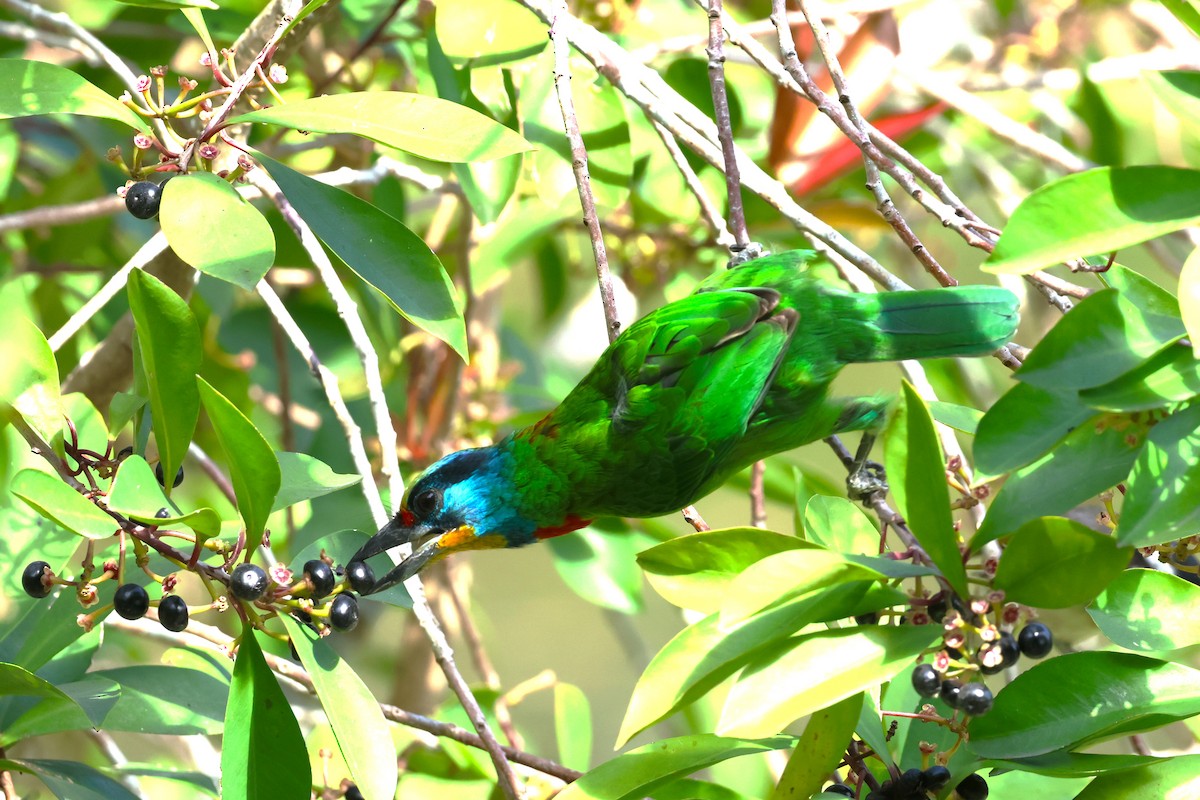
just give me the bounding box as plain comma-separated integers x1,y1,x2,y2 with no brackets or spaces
0,195,122,234
682,505,711,532
704,0,748,250
749,461,767,528
648,120,733,246
550,2,620,343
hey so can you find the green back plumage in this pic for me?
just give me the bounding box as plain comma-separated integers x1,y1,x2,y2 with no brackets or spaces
502,250,1019,524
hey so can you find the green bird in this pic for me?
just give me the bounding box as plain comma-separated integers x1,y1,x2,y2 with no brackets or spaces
352,250,1018,591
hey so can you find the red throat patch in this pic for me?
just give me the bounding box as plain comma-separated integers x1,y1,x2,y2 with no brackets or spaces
533,515,591,540
399,508,416,527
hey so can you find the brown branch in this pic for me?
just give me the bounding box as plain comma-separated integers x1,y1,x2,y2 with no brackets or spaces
0,195,123,234
705,0,749,252
749,460,767,529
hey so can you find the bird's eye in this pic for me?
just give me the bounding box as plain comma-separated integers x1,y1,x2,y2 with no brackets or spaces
410,489,441,518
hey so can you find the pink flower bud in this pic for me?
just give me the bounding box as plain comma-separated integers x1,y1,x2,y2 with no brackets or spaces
150,65,167,77
198,143,220,160
269,64,288,84
133,133,153,150
199,51,212,67
136,75,151,92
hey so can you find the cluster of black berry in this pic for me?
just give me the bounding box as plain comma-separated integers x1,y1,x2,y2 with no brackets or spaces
824,767,987,799
21,559,193,632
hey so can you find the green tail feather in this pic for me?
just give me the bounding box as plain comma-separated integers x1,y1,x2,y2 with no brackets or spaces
836,286,1019,363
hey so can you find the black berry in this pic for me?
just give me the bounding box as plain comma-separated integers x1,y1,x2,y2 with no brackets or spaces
958,682,993,716
1018,622,1053,659
823,785,854,798
344,785,365,800
155,461,184,488
303,560,335,598
22,561,53,598
940,679,963,709
113,583,150,620
154,507,172,519
955,773,989,800
329,593,359,631
158,594,189,632
928,594,948,622
980,632,1020,675
854,612,878,625
230,563,269,602
895,768,923,794
922,765,951,791
125,181,164,219
345,560,375,594
912,664,941,698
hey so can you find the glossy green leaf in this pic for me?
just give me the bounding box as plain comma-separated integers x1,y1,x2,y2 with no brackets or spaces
1015,288,1185,392
1074,753,1200,798
884,382,967,595
993,517,1131,608
973,421,1141,547
435,0,545,65
969,652,1200,759
549,527,644,614
854,697,891,771
106,765,218,796
197,377,280,542
985,166,1200,274
974,382,1096,475
256,153,467,358
1180,246,1200,359
180,7,216,55
222,628,310,800
718,625,940,738
113,0,217,9
718,548,886,626
159,173,275,289
1159,0,1200,38
87,665,226,735
637,527,810,613
272,452,360,512
616,582,903,746
804,494,880,554
984,751,1165,777
0,663,111,727
127,269,200,496
929,401,983,434
1088,569,1200,652
279,0,333,39
2,316,63,445
0,758,139,800
108,454,222,538
10,469,116,539
653,779,755,800
1079,343,1200,411
281,616,396,800
1118,401,1200,547
769,694,860,800
0,59,149,132
234,93,532,162
107,392,146,438
558,734,795,800
554,682,592,771
1,674,121,744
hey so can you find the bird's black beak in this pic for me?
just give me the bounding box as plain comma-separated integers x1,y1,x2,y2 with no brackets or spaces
349,515,442,594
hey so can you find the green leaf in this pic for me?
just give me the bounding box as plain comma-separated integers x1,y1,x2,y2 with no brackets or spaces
973,420,1142,547
1181,246,1200,359
717,625,940,738
0,758,139,800
1088,569,1200,652
554,683,592,771
434,0,545,66
636,527,810,613
1159,0,1200,38
549,527,645,614
557,734,795,800
884,382,967,595
197,378,280,542
0,59,149,132
969,652,1200,759
1,675,121,744
984,751,1166,777
1015,287,1185,392
0,663,113,727
222,627,311,800
1073,753,1200,799
279,0,333,39
281,616,397,800
234,93,532,162
87,665,227,735
113,0,217,9
769,694,860,800
272,452,360,512
10,469,116,538
974,382,1096,475
255,153,467,359
803,495,879,554
985,167,1200,274
107,392,146,438
1,316,63,445
929,401,982,434
616,582,903,747
180,7,216,55
1117,401,1200,547
159,173,275,289
1078,343,1200,411
127,269,201,496
993,517,1131,608
107,454,222,538
718,548,886,626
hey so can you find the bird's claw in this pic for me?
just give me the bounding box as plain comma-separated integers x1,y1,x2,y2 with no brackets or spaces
847,459,888,502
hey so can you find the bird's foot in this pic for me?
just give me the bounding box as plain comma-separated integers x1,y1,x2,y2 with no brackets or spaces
847,459,888,502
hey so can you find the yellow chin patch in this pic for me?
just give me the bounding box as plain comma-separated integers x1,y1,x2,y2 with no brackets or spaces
428,526,508,563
